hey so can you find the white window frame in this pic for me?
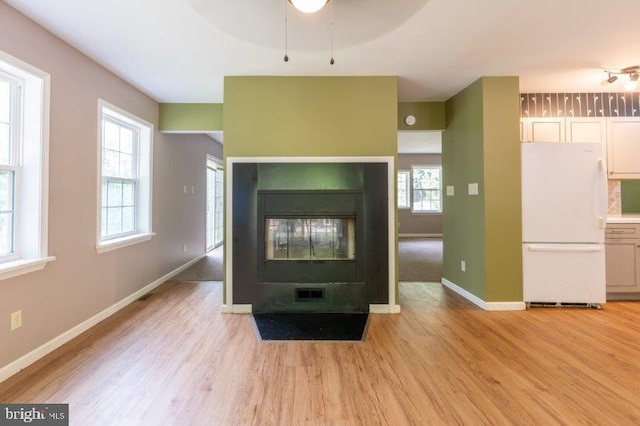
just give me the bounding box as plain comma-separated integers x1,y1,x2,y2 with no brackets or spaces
96,99,154,253
0,50,55,281
397,169,410,209
411,165,442,214
206,155,224,252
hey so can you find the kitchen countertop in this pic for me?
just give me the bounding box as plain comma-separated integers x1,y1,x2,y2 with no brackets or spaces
607,214,640,224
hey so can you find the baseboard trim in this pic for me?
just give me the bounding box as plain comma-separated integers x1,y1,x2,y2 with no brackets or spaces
441,278,525,311
221,304,252,314
369,304,401,314
399,233,443,238
0,254,205,384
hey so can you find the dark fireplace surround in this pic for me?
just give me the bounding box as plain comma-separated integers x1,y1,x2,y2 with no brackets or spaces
232,162,389,313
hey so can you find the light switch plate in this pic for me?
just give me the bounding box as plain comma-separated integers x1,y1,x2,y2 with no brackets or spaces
446,185,454,196
468,183,479,195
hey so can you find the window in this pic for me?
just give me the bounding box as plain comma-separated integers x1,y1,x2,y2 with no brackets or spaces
97,100,153,253
0,50,54,281
206,156,223,251
397,170,410,208
412,166,442,213
0,73,19,259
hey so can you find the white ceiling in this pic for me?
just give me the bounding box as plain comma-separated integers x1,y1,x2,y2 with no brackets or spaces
6,0,640,104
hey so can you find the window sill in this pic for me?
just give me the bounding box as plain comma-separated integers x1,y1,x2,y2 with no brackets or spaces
96,232,155,254
0,256,56,282
411,211,443,215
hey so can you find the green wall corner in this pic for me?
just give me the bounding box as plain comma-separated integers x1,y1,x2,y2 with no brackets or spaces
398,102,446,130
442,79,486,298
442,77,522,303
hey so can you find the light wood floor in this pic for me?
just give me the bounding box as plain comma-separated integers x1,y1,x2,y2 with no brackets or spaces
2,281,640,425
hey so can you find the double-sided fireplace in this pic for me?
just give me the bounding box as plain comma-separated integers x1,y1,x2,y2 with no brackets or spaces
232,162,389,313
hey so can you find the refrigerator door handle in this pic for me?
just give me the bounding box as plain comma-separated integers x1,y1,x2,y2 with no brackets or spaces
598,157,608,229
527,244,603,253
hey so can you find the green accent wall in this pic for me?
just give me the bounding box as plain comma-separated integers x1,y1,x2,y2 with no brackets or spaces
442,80,486,298
398,102,446,130
258,163,364,190
159,100,442,133
442,77,522,302
158,103,223,132
482,78,522,301
223,76,397,157
622,180,640,213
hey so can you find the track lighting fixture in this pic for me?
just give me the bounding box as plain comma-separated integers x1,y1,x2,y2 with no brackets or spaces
601,66,640,90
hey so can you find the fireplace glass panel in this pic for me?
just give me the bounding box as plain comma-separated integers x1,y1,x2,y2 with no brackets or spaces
265,218,355,260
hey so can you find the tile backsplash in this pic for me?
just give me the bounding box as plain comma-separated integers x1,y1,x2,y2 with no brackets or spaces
608,180,621,215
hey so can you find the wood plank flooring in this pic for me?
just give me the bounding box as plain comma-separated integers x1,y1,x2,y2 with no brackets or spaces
2,281,640,424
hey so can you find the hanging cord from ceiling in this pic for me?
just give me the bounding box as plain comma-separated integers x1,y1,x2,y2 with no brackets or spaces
283,0,334,64
284,0,289,62
329,0,334,65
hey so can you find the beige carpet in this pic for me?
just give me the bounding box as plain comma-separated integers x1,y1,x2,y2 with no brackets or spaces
170,245,223,281
171,238,443,283
398,237,443,282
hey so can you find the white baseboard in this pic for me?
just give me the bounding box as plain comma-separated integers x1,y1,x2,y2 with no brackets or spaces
221,304,252,314
369,304,401,314
398,233,443,238
441,278,525,311
0,254,205,384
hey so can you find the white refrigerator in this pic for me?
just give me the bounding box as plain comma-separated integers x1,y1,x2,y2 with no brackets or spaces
522,142,608,306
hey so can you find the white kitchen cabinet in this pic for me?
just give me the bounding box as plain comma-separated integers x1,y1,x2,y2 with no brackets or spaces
566,117,606,143
607,117,640,179
605,223,640,296
521,117,606,144
521,117,564,143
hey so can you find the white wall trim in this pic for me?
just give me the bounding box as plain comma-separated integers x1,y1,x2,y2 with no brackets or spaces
441,278,487,309
221,304,252,314
0,254,205,384
369,304,401,314
441,278,525,311
225,156,397,313
399,233,443,238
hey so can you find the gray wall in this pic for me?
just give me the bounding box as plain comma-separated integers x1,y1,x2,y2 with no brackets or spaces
397,154,443,235
0,3,223,371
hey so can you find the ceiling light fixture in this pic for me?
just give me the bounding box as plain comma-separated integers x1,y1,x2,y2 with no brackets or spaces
601,66,640,90
288,0,329,14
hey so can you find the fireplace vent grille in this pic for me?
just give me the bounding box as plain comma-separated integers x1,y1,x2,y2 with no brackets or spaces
296,288,325,302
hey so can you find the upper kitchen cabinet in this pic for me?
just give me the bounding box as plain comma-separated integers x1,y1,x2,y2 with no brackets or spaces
566,117,606,143
520,117,605,144
521,93,640,178
521,117,565,142
607,117,640,179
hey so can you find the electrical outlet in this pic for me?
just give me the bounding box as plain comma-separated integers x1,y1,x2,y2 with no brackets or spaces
461,260,466,272
10,310,22,331
183,244,187,253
